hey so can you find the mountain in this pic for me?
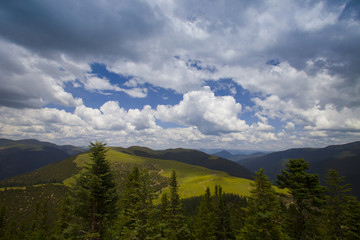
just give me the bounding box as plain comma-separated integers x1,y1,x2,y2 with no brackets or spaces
0,144,281,228
232,152,267,163
239,141,360,196
213,150,234,160
112,146,253,180
0,138,84,180
212,150,267,163
1,147,257,198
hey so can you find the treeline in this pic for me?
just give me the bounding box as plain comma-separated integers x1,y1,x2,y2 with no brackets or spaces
1,141,360,239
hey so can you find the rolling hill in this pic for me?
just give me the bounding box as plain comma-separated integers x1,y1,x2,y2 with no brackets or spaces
0,146,258,198
239,141,360,196
112,146,253,180
0,138,84,180
0,147,259,225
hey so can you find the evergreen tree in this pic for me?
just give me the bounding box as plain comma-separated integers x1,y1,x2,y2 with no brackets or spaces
213,185,233,240
69,141,118,239
117,166,160,240
277,159,327,240
194,187,216,240
238,169,288,240
160,170,189,240
159,192,170,238
324,169,360,239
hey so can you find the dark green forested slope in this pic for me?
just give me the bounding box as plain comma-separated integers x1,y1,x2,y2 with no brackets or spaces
0,138,84,180
239,141,360,196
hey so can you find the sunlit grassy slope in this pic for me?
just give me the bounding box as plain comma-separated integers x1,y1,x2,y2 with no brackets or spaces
65,148,255,198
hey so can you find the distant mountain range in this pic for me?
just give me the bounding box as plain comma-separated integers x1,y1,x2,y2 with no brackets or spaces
0,138,84,180
1,138,359,196
237,141,360,196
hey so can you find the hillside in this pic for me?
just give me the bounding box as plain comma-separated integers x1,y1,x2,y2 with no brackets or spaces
239,141,360,196
112,146,253,180
0,138,84,180
1,148,257,198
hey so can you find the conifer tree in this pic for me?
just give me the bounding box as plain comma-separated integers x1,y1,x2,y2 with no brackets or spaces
117,166,160,240
160,170,189,240
213,185,233,240
70,141,118,239
324,169,360,239
277,159,327,240
238,169,288,240
194,187,216,240
160,192,170,238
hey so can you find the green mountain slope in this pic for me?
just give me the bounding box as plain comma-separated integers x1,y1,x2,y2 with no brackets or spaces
112,146,253,180
0,138,84,180
69,149,255,198
1,148,257,198
1,147,289,230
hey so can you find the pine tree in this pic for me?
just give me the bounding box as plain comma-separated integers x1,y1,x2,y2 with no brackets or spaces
117,166,160,240
69,141,118,239
238,169,288,240
213,185,233,240
160,170,189,240
194,187,216,240
324,169,360,239
276,159,327,240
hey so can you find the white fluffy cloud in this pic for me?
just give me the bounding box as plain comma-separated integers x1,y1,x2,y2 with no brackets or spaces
156,87,248,134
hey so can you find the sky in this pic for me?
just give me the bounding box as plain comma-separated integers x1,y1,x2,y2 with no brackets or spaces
0,0,359,151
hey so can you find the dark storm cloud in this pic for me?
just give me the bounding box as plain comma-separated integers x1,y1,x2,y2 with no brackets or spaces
0,0,164,60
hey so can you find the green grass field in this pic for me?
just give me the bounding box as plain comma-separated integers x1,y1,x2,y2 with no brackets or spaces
65,149,255,198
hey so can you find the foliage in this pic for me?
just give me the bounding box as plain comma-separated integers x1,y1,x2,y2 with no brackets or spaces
239,169,288,240
115,166,160,240
277,159,327,240
194,187,216,240
62,141,118,239
2,145,360,240
324,169,360,239
160,170,190,240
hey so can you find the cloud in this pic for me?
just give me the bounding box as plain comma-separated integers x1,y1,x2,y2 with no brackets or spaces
156,87,248,134
253,95,360,132
0,0,165,61
0,40,83,108
82,75,148,98
0,0,360,149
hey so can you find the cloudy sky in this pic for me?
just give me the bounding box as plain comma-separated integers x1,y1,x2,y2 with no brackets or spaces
0,0,359,150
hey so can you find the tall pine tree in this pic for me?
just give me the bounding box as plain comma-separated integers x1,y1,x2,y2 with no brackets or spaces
324,169,360,239
194,187,216,240
238,169,288,240
277,159,327,240
213,185,233,240
117,166,160,240
68,141,118,239
160,170,189,240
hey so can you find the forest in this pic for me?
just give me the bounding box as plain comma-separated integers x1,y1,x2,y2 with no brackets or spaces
0,141,359,240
